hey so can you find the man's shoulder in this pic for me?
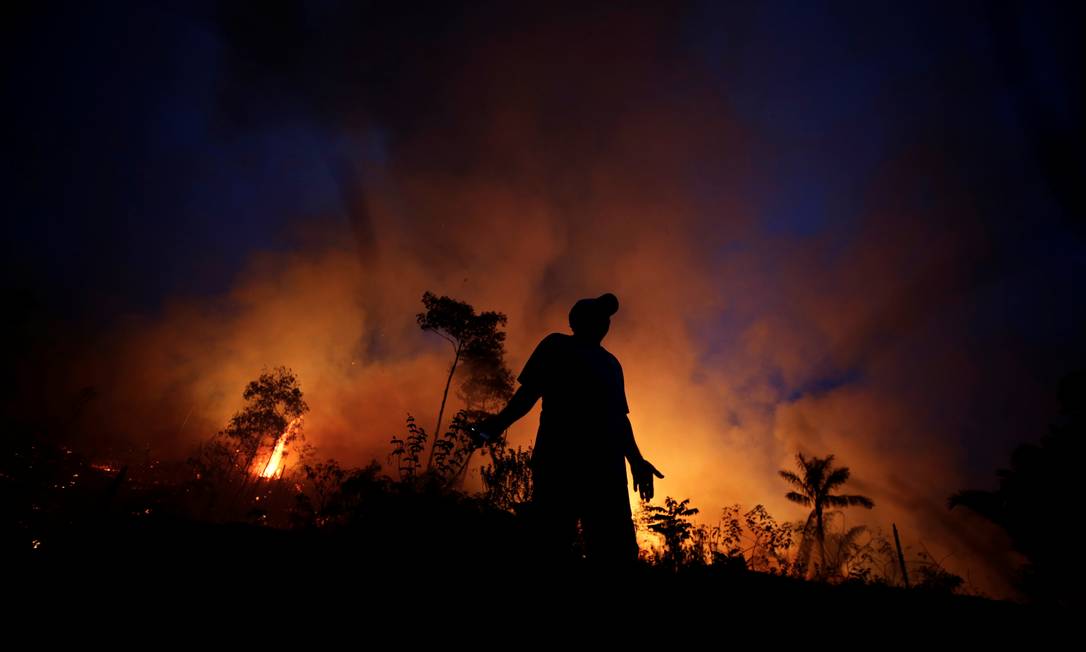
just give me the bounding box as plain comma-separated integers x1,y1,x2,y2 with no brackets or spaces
599,344,622,367
527,332,572,361
540,332,571,348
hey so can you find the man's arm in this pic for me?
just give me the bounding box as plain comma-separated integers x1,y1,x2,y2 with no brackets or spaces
480,384,542,436
622,414,664,501
477,333,554,439
620,414,644,464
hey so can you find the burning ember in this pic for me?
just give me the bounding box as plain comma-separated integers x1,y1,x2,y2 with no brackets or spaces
257,417,303,479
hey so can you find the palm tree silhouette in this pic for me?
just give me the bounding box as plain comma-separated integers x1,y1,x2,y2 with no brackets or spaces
779,452,874,579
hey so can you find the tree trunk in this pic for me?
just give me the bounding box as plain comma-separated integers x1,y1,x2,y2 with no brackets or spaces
232,445,262,516
426,343,461,471
893,522,910,588
452,447,477,489
793,512,816,578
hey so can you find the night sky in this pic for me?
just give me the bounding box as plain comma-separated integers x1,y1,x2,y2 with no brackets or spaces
7,1,1084,597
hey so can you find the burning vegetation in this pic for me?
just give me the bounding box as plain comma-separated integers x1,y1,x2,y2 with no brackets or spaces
191,367,309,486
256,416,304,479
4,291,1078,617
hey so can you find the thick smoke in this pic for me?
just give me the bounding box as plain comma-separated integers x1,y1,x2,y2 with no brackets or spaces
16,2,1084,599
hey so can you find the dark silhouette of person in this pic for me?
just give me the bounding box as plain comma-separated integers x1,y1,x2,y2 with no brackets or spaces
475,293,663,568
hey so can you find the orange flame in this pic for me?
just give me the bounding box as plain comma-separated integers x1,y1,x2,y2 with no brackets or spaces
258,416,303,478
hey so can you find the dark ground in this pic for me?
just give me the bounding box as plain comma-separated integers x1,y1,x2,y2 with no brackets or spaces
2,430,1070,638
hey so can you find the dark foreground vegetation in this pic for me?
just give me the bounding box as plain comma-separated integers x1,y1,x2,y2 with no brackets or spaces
4,295,1079,631
3,291,1081,635
2,428,1059,631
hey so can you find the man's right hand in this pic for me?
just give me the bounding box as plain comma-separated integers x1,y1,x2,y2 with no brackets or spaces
630,458,665,502
471,415,507,446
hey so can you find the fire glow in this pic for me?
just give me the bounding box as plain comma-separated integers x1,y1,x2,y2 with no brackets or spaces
257,417,303,479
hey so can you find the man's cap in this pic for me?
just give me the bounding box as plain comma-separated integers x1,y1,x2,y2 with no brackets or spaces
569,293,619,331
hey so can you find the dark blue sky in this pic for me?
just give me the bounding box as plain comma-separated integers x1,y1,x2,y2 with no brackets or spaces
9,1,1081,314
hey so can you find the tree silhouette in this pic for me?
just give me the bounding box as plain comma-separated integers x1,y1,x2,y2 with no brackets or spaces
188,367,308,519
431,408,484,482
779,452,874,580
456,354,515,414
388,408,491,490
291,459,387,529
912,547,965,594
415,291,511,472
389,413,429,482
300,459,347,526
220,366,309,480
479,441,533,514
948,370,1084,606
718,503,795,574
818,512,870,582
639,496,700,571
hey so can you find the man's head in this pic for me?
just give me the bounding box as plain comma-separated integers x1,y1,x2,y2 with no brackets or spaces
569,293,619,345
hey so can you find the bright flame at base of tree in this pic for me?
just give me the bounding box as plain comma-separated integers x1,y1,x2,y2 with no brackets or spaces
258,417,303,478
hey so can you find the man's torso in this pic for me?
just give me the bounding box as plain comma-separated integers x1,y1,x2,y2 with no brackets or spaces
517,333,630,485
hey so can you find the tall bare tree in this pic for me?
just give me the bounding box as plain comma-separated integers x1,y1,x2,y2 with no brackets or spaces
415,291,511,473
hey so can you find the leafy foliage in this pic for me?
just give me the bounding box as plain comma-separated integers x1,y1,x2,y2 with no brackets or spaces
431,408,486,481
297,458,348,526
187,367,310,521
638,496,700,571
389,413,428,482
415,291,514,471
718,504,796,574
455,340,516,413
817,513,870,582
388,407,503,496
841,526,900,586
913,548,965,594
291,459,389,528
220,366,309,474
479,441,533,514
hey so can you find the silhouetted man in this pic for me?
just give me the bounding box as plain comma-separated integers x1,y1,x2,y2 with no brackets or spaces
475,293,663,567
